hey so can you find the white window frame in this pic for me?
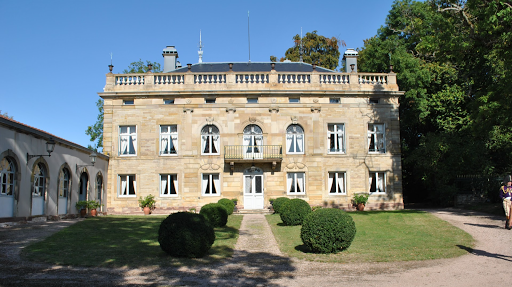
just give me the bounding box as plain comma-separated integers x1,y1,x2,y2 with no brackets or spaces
287,172,305,195
59,168,70,198
118,174,136,197
0,158,15,196
160,125,178,156
369,171,386,194
327,123,345,154
328,172,346,194
202,173,220,196
32,163,46,197
286,125,304,154
201,125,220,155
119,125,137,156
160,174,179,197
368,123,386,153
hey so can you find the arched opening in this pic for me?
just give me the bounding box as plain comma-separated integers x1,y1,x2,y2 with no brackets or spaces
32,162,48,216
0,156,17,217
79,172,89,203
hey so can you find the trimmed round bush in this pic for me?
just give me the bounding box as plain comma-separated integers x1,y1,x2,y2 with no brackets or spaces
279,198,311,226
158,212,215,258
217,198,235,215
300,208,356,254
199,203,228,227
272,197,291,214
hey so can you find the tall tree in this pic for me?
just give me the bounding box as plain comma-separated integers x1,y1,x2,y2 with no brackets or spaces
358,0,512,205
273,31,346,71
86,60,161,151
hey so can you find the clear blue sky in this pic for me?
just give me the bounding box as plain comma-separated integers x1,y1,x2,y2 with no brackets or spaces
0,0,397,150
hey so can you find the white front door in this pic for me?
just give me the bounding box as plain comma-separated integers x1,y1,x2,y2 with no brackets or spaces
243,168,264,209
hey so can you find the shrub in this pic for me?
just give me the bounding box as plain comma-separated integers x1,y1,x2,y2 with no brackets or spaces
199,203,228,227
300,208,356,253
158,212,215,258
217,198,235,215
279,198,311,226
272,197,291,214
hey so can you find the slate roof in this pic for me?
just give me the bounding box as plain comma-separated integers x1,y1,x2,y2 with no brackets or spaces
169,62,335,73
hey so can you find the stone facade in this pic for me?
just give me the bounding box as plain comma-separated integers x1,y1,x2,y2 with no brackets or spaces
100,56,404,213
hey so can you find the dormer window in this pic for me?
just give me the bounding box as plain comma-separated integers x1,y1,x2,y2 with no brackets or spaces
123,100,134,105
164,99,174,105
247,98,258,104
205,98,216,104
330,98,340,104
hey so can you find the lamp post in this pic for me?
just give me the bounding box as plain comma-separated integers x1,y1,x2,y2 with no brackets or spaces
76,152,97,173
27,138,56,162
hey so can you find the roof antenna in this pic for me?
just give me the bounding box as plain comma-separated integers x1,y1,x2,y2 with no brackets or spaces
198,30,203,63
248,11,251,63
299,27,303,63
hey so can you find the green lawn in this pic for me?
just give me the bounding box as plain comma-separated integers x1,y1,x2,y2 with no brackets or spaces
22,215,243,267
267,210,474,263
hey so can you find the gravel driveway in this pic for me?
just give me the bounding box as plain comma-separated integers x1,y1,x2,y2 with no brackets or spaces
0,209,510,286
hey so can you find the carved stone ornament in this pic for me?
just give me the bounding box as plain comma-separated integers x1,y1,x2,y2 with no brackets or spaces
271,98,277,103
206,117,214,125
269,106,279,113
186,99,192,104
291,116,298,124
226,107,236,113
249,117,257,123
286,160,306,170
311,106,321,113
183,107,194,113
313,98,319,103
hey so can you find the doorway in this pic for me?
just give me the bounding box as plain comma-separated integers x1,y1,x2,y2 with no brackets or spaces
243,167,264,209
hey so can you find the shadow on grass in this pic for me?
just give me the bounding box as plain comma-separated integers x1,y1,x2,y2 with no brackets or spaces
457,245,512,262
348,209,427,216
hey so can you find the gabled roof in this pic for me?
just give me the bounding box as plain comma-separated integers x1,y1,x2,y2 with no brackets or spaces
169,62,335,73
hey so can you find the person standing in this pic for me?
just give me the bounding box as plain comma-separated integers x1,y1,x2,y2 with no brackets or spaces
500,175,512,230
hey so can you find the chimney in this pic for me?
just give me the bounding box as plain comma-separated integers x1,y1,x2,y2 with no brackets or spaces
162,46,179,72
343,48,358,73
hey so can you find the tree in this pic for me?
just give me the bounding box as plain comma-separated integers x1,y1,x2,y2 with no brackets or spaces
86,60,161,151
85,99,103,151
358,0,512,205
0,110,12,119
272,31,346,71
122,59,162,73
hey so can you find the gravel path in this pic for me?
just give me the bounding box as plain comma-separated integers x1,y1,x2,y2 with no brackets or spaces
0,209,510,286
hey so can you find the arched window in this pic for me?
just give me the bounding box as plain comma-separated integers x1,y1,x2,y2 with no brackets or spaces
33,163,46,197
286,124,304,154
96,174,103,205
201,125,220,155
0,157,16,196
59,168,70,197
243,125,263,156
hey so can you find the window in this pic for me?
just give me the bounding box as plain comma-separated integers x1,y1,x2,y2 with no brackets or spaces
243,124,263,157
368,123,385,153
289,97,300,103
160,174,178,196
328,124,345,153
369,98,379,104
164,99,174,105
287,172,305,194
96,175,103,205
369,172,386,193
123,100,134,105
119,175,136,197
160,125,178,155
201,125,220,155
328,172,346,194
286,125,304,154
119,126,137,155
205,98,216,104
247,98,258,104
0,157,15,196
59,168,70,197
202,173,220,196
33,163,46,197
330,97,340,104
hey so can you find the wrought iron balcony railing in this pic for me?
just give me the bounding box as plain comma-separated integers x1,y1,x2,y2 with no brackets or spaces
224,145,283,161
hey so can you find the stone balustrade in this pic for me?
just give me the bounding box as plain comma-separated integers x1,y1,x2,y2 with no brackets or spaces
105,70,398,93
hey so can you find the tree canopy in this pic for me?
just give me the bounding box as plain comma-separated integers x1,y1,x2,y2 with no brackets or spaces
358,0,512,205
272,31,346,71
122,59,162,73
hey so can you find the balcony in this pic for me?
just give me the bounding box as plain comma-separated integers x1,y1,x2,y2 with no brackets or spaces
224,145,282,171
